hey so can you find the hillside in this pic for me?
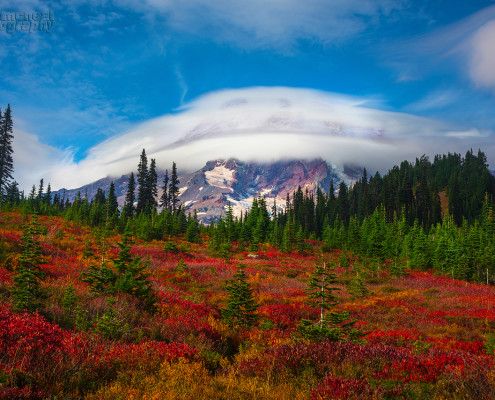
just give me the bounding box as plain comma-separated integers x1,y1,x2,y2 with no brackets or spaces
1,210,495,399
53,158,362,223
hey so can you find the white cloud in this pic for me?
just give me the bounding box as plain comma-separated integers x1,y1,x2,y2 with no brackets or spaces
406,90,461,112
12,128,74,191
388,5,495,91
115,0,404,51
13,87,493,191
470,20,495,90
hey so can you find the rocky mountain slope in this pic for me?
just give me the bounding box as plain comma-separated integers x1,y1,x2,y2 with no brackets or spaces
55,158,362,223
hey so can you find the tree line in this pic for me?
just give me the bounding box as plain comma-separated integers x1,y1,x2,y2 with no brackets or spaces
3,148,201,243
206,150,495,283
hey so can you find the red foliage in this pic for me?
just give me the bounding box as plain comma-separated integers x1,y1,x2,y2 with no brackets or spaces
311,375,377,400
259,303,316,329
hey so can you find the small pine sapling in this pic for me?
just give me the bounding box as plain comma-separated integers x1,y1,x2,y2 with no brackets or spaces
10,214,46,313
347,263,369,299
222,263,259,329
296,261,364,342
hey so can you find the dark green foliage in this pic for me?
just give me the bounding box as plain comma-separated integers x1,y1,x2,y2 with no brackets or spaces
304,262,340,317
4,181,21,206
136,149,149,216
281,221,293,254
170,162,180,213
219,242,232,261
106,182,119,222
347,264,369,298
160,169,170,210
81,260,117,294
296,262,363,342
296,312,364,342
83,232,156,311
0,105,14,197
113,233,157,311
222,264,259,328
148,158,158,210
185,211,200,243
124,172,136,218
339,251,350,268
61,284,77,312
95,297,130,340
295,226,306,254
163,240,179,254
10,214,46,313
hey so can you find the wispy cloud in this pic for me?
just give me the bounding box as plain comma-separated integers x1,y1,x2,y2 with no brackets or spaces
113,0,406,52
470,19,495,90
174,64,189,105
14,87,493,191
388,5,495,91
406,90,461,112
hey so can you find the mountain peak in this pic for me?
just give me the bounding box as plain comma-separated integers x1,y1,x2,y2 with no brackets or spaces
54,158,362,223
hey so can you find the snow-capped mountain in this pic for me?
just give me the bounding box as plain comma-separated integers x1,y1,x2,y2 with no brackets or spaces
54,158,362,223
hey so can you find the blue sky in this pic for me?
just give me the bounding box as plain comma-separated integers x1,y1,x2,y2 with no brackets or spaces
2,0,495,189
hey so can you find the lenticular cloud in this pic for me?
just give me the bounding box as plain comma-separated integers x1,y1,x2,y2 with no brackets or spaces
17,87,494,191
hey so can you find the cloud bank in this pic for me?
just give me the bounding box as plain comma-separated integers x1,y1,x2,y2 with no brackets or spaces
14,87,495,191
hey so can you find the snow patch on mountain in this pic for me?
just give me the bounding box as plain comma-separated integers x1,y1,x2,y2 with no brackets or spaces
205,163,236,189
226,193,285,218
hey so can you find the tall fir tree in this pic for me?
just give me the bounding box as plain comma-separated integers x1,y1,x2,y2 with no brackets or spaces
0,105,14,197
136,149,149,215
124,172,136,218
106,182,119,221
44,183,52,205
147,158,158,213
37,179,44,202
170,161,180,213
337,181,350,227
160,169,170,210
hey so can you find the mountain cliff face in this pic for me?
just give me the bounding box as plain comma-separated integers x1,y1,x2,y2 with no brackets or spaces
55,159,362,223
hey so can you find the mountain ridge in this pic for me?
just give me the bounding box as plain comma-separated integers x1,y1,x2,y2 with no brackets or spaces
54,158,362,223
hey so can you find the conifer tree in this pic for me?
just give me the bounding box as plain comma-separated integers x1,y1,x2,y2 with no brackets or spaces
124,172,136,218
296,226,305,254
113,233,157,311
305,262,340,324
160,170,170,210
0,105,14,197
106,182,119,221
37,179,44,202
5,181,20,206
337,181,350,227
10,214,46,312
185,211,200,243
147,158,158,213
81,227,116,293
44,183,52,205
222,263,259,328
136,149,149,215
281,221,293,253
170,162,180,213
348,263,369,298
296,261,363,342
225,202,235,242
